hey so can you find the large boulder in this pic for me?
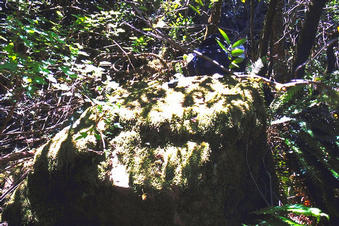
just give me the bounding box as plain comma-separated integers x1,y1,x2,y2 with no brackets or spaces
3,76,276,225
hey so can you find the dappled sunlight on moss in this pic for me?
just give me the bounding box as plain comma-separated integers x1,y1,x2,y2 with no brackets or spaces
3,75,274,225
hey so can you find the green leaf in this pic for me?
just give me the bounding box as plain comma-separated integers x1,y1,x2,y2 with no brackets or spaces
78,51,89,56
33,75,47,85
68,73,78,79
218,28,230,45
114,122,123,129
232,39,246,48
286,204,329,221
76,131,88,140
4,43,14,53
216,39,228,52
189,5,201,15
0,35,7,41
233,57,245,64
195,0,204,6
229,57,244,69
94,132,101,140
26,85,37,98
56,11,63,18
277,216,301,225
75,15,88,25
231,48,244,57
229,62,239,69
0,62,18,71
330,169,339,180
253,204,329,224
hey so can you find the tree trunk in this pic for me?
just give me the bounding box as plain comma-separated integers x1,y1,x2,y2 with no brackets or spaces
204,0,223,40
270,0,288,82
258,0,289,82
292,0,329,78
258,0,278,58
326,30,338,74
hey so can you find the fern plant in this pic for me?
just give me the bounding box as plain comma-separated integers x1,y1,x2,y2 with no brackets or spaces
265,70,339,225
243,204,329,225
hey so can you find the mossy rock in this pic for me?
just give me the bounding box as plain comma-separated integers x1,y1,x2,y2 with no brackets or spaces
3,76,276,225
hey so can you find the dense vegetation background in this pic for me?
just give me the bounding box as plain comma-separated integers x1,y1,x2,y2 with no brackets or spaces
0,0,338,225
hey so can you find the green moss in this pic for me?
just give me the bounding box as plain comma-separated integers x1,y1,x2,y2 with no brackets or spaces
3,76,275,225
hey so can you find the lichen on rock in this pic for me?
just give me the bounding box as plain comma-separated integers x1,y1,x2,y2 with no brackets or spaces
3,76,276,225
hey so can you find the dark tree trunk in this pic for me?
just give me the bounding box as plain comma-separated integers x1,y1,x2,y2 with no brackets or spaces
270,0,288,82
326,30,338,74
249,0,254,60
258,0,278,58
258,0,288,82
204,0,223,40
292,0,329,78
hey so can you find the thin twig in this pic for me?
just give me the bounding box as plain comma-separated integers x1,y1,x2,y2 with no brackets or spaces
0,151,35,166
0,169,31,203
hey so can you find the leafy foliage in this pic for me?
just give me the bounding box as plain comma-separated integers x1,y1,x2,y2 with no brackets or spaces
265,69,339,225
0,0,338,225
247,204,329,225
1,7,85,97
215,28,246,69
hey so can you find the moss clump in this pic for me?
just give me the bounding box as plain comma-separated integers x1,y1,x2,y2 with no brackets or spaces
3,76,276,225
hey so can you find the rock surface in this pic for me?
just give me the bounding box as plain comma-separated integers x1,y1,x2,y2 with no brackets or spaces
3,76,276,225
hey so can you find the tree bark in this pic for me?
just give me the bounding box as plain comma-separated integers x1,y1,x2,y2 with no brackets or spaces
270,0,288,82
292,0,329,78
258,0,289,82
204,0,223,40
258,0,278,58
326,30,338,74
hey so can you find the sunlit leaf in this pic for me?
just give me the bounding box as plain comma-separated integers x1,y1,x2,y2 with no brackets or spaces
94,132,101,140
60,66,70,74
189,5,201,15
216,39,228,52
0,35,7,41
218,28,230,45
46,74,57,83
253,204,329,225
78,51,89,56
232,39,246,48
99,61,112,66
231,48,244,57
56,10,63,18
9,55,17,61
229,57,244,69
33,75,46,85
52,83,70,91
277,216,301,225
330,169,339,180
154,19,167,28
195,0,204,6
229,62,239,69
69,73,78,79
114,122,123,129
76,132,88,140
4,43,14,53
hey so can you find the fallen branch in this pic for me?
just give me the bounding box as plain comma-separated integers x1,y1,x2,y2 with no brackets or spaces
125,20,336,92
0,151,35,167
0,169,31,203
